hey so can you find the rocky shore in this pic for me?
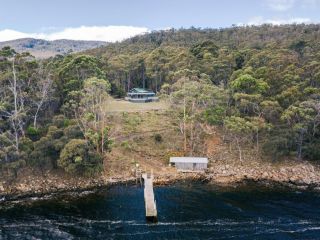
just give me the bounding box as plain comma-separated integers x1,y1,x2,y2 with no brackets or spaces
0,173,135,203
1,160,320,204
0,172,204,204
151,160,320,190
207,161,320,190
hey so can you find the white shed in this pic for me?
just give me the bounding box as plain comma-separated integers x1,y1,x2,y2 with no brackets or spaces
169,157,208,172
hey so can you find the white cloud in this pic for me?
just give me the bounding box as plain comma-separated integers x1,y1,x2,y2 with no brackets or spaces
0,26,149,42
0,29,30,41
266,0,296,11
242,16,312,26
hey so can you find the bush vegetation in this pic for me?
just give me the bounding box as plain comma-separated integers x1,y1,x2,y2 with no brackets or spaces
1,24,320,178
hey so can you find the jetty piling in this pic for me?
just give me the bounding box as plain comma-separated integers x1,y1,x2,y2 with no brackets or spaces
135,168,142,186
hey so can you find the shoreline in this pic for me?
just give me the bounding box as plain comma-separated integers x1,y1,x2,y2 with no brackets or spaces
1,164,320,205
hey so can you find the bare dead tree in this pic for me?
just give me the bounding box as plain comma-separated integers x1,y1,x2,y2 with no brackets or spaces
0,57,27,151
32,63,53,128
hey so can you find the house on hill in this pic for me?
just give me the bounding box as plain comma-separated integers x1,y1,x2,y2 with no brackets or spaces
125,88,159,103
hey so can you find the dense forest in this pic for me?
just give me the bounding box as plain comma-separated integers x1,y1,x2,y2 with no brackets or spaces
1,24,320,179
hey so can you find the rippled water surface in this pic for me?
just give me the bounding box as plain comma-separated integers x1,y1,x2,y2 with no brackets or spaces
1,183,320,239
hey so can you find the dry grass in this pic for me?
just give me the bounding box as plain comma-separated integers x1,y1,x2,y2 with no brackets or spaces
103,99,294,179
103,110,183,177
105,99,169,113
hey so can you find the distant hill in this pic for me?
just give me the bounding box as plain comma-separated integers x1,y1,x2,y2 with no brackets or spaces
0,38,107,58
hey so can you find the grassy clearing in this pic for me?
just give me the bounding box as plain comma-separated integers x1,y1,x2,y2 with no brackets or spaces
105,99,169,113
104,110,183,177
102,101,300,180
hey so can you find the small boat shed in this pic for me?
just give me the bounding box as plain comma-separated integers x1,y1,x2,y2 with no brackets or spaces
169,157,208,172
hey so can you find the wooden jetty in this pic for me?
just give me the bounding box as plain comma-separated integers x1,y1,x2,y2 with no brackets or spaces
142,172,158,222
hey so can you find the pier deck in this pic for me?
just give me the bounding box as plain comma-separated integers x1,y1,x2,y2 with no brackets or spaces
142,173,157,222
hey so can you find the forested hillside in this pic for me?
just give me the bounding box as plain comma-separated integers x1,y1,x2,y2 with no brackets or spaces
86,24,320,161
1,24,320,180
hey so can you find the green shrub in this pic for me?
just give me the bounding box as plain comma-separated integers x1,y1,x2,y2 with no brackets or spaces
20,137,34,156
154,133,163,143
27,126,39,135
63,118,72,127
27,124,69,170
29,136,61,170
26,126,41,141
47,126,64,139
203,106,226,125
303,140,320,160
262,136,290,161
58,139,102,176
111,83,126,97
3,159,26,178
120,140,131,150
63,125,83,139
52,115,66,128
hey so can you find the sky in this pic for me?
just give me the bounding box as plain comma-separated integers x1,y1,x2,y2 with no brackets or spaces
0,0,319,42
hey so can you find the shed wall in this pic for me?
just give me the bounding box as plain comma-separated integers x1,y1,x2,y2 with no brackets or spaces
175,162,207,171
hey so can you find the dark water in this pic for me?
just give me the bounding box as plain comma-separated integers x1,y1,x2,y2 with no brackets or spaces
1,183,320,240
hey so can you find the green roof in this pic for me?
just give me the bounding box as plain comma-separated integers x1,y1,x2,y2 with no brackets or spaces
129,88,154,94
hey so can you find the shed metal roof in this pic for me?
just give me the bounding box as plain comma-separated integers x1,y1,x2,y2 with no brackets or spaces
170,157,208,163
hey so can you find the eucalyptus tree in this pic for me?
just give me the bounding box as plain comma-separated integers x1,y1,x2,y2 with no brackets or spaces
224,116,254,162
281,101,319,159
230,72,269,116
169,69,227,154
31,61,54,128
57,54,105,109
106,54,129,95
0,48,36,152
146,48,169,92
75,77,111,154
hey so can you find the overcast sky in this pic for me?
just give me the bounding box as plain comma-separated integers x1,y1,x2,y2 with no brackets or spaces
0,0,319,42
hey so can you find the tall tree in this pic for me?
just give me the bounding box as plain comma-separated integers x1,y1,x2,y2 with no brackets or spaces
169,69,227,154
